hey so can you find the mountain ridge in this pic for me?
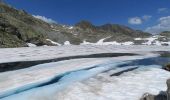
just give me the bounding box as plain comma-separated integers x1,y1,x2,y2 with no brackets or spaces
0,2,170,47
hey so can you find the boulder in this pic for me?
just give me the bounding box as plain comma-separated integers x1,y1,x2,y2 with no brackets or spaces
140,92,167,100
164,64,170,71
140,79,170,100
167,79,170,100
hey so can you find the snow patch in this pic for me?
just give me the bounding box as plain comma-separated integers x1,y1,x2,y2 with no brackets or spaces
135,38,142,40
121,41,134,45
134,35,170,46
64,41,71,45
142,37,158,45
80,40,94,45
46,39,61,46
26,43,36,47
81,39,122,46
153,41,162,46
68,26,74,29
81,39,134,46
96,40,121,45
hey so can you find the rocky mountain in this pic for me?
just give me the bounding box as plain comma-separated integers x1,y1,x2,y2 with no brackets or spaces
0,2,58,47
160,31,170,37
74,21,151,42
1,2,170,48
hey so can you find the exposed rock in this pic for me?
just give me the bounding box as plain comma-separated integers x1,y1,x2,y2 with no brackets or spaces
164,64,170,71
140,79,170,100
0,3,55,48
75,20,95,30
167,79,170,100
73,21,151,43
140,92,167,100
1,2,168,48
160,31,170,37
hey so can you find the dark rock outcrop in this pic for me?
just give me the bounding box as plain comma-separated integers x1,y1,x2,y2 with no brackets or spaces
140,92,167,100
140,79,170,100
167,79,170,100
164,64,170,71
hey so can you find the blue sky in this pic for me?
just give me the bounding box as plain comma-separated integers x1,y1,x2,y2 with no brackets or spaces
5,0,170,33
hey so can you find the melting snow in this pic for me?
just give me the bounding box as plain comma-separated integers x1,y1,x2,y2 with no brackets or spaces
0,45,168,63
142,37,158,45
81,38,134,46
121,41,134,45
26,43,37,47
81,40,94,45
1,65,170,100
64,41,71,45
46,39,61,46
0,45,170,100
68,26,74,29
55,66,170,100
134,35,170,46
135,38,142,40
81,39,122,46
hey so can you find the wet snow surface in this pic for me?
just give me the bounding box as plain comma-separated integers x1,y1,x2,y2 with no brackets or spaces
0,45,170,100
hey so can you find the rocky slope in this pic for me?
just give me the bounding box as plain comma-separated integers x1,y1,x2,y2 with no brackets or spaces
74,21,151,42
45,20,152,45
0,2,154,48
1,2,170,47
0,2,57,47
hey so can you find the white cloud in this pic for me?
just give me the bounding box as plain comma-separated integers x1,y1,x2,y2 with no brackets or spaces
128,17,143,25
142,15,152,21
145,16,170,34
33,15,57,24
158,8,169,13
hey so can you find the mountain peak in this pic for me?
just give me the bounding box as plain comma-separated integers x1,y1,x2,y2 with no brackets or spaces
0,2,154,47
75,20,95,29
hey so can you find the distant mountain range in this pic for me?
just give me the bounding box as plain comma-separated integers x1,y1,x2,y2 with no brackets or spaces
0,2,169,48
